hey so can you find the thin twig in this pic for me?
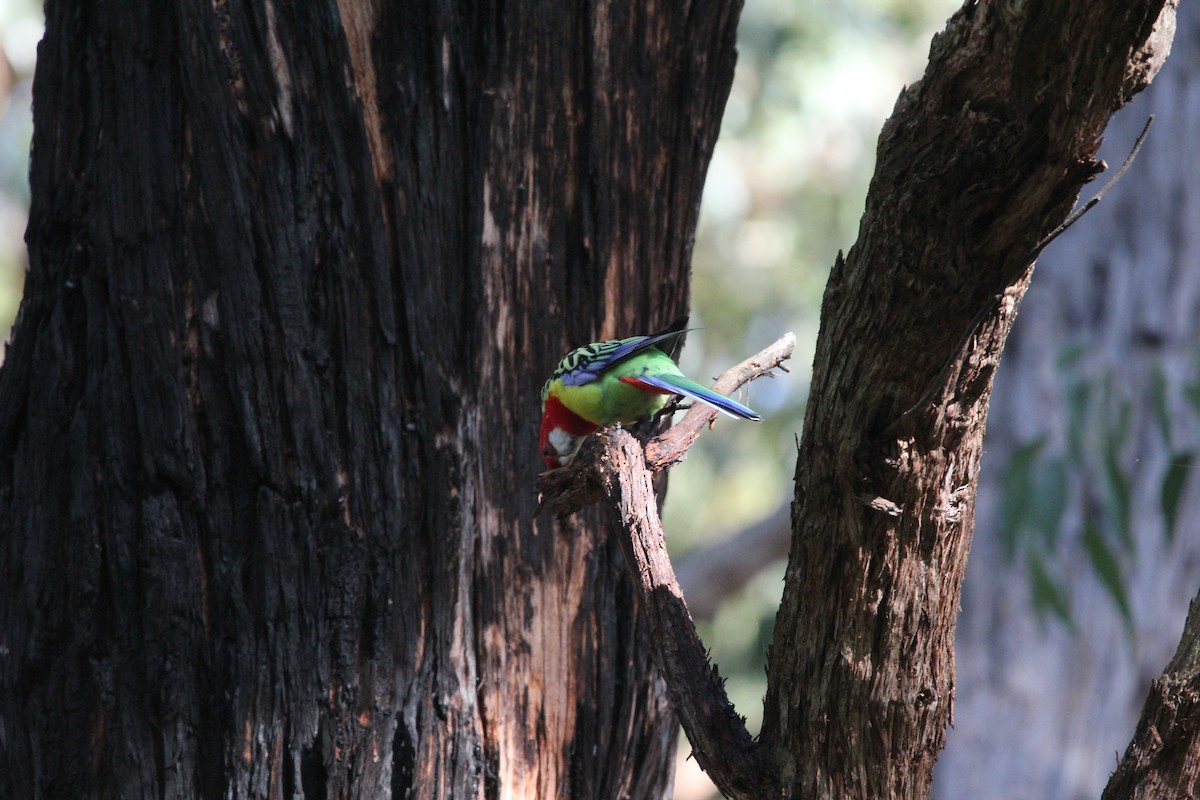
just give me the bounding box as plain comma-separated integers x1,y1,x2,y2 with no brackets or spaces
1034,115,1154,256
645,332,796,466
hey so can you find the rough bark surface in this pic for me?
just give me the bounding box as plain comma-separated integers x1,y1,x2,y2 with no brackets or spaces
596,429,772,799
529,2,1184,799
1103,596,1200,799
0,2,742,798
936,3,1200,797
761,2,1178,799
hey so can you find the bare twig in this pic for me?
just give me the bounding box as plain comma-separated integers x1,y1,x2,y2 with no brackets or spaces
1034,115,1155,256
645,332,796,466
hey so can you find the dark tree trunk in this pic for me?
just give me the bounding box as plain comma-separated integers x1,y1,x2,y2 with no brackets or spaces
0,2,741,798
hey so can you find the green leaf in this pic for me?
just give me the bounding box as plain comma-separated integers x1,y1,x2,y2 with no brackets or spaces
1101,458,1132,550
1030,456,1068,550
1064,379,1092,460
1160,452,1194,543
1056,342,1089,370
1185,378,1200,415
1028,552,1073,627
1114,394,1133,442
1149,367,1172,446
1185,352,1200,413
1000,438,1046,558
1102,398,1133,550
1082,520,1132,629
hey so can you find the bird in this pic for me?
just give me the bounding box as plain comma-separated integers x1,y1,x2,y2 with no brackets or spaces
539,317,761,468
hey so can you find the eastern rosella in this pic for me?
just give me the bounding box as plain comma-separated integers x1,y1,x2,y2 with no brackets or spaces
539,318,762,468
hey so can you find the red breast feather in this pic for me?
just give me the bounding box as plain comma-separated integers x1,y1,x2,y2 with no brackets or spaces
539,394,599,467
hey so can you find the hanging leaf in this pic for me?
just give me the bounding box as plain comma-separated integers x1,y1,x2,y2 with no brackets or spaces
1030,455,1069,550
1185,353,1200,412
1185,379,1200,415
1064,377,1092,461
1056,341,1090,370
1101,397,1133,550
1160,452,1194,543
1149,366,1172,446
1082,520,1133,630
1028,552,1073,628
1000,438,1046,559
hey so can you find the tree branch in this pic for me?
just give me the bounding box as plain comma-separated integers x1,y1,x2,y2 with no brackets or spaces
645,332,796,465
594,427,778,799
1102,591,1200,799
756,2,1179,797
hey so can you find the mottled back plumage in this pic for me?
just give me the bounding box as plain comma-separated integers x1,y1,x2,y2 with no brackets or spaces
538,317,759,468
542,318,689,394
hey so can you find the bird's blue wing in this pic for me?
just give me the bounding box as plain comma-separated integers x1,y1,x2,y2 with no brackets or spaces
554,317,690,387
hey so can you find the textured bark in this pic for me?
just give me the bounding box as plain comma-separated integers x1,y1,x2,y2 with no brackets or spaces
596,429,772,799
936,3,1200,797
0,2,742,798
3,1,1191,798
1103,595,1200,799
535,3,1184,799
762,2,1178,799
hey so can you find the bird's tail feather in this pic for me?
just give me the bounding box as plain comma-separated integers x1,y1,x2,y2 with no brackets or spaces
630,374,761,421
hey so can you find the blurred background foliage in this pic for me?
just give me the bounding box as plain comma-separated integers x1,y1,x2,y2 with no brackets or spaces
0,0,37,344
669,0,961,532
998,347,1200,633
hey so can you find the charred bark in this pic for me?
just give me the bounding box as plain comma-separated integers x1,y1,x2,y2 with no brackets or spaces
0,2,742,798
4,0,1193,799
